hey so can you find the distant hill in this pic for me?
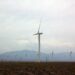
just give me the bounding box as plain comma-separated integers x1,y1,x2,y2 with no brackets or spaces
0,50,75,61
0,50,47,61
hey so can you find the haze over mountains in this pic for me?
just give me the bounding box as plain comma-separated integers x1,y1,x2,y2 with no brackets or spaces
0,50,75,62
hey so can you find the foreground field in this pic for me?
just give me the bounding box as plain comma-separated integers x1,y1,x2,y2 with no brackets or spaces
0,62,75,75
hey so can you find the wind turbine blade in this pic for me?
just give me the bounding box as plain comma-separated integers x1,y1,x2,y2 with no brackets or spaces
34,33,38,35
38,20,42,32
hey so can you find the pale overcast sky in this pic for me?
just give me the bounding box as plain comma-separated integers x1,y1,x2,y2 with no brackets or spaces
0,0,75,53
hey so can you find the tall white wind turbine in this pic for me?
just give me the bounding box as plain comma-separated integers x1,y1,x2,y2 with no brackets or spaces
34,21,43,62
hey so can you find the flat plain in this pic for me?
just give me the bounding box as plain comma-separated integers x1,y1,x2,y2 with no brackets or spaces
0,62,75,75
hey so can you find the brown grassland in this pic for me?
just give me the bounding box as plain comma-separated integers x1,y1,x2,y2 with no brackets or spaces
0,62,75,75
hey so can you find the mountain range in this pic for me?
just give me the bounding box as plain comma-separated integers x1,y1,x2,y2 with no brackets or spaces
0,50,75,62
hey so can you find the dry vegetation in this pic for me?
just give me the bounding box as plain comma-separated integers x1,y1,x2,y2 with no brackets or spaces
0,62,75,75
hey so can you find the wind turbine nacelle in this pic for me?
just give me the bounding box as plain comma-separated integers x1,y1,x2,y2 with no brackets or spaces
39,33,43,35
34,33,43,35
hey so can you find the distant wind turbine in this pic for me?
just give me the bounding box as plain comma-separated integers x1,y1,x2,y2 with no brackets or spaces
69,51,72,59
51,50,54,60
34,21,43,62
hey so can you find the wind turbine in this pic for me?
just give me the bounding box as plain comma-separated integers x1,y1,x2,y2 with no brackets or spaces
51,50,54,61
34,21,43,62
69,51,72,59
52,50,54,58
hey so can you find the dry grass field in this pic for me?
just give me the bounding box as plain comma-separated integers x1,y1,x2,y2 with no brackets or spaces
0,62,75,75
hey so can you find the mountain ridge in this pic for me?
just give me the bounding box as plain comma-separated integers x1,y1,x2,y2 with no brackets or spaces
0,50,75,61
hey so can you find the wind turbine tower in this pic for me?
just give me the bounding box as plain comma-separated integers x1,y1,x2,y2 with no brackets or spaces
34,21,43,62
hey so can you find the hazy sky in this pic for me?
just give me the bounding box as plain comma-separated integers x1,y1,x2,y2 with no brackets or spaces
0,0,75,53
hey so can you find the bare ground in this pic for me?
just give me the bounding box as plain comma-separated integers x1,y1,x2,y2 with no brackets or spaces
0,62,75,75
